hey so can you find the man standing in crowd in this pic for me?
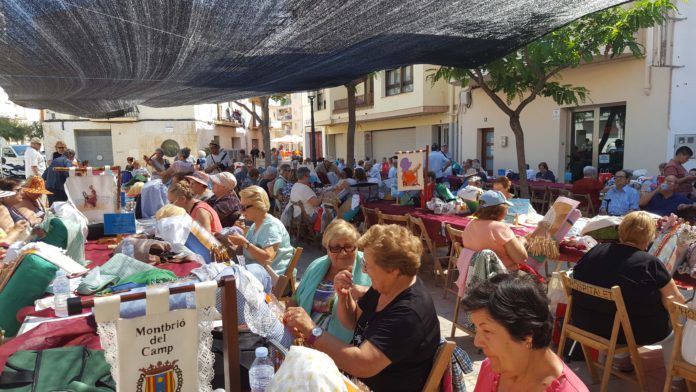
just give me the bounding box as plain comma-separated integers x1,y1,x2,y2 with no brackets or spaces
204,140,232,175
664,146,696,197
250,144,260,166
25,137,46,178
44,148,75,204
599,170,639,216
143,148,169,180
639,175,693,216
428,144,451,183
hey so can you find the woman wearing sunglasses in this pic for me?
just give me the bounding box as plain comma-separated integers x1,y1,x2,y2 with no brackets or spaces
227,185,294,277
284,224,439,392
290,219,371,343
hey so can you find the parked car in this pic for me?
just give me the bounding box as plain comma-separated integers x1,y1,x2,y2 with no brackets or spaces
1,144,32,178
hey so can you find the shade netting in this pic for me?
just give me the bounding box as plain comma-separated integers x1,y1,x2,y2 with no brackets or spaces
0,0,626,117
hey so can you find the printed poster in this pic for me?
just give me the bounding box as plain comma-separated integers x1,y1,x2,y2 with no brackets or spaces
397,151,425,192
65,174,118,223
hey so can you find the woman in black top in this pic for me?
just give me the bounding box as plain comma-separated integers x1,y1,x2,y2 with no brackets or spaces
572,211,685,369
283,224,440,392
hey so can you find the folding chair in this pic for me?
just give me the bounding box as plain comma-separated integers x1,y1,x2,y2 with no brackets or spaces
443,224,464,299
548,187,562,206
557,271,648,392
572,193,596,217
360,206,381,233
421,340,456,392
377,211,410,226
530,185,550,214
272,247,303,299
663,301,696,392
511,183,521,198
288,201,317,246
409,216,449,286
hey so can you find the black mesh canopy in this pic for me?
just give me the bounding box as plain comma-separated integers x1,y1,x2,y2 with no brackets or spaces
0,0,626,117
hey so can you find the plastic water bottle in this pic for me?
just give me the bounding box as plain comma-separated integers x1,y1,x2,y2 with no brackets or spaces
121,238,134,258
53,270,71,317
249,347,274,392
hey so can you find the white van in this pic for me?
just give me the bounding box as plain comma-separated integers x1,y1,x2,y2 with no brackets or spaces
1,144,31,178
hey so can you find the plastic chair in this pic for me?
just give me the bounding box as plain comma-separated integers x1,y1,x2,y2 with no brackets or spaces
557,271,648,392
663,301,696,392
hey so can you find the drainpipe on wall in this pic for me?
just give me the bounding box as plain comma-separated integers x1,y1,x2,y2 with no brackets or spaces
643,27,654,96
448,83,458,161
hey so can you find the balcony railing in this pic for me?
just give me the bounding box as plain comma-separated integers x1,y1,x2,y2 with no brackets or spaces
333,93,374,113
214,112,243,127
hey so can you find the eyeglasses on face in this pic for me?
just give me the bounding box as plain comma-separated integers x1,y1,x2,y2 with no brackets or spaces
240,204,255,211
328,244,356,254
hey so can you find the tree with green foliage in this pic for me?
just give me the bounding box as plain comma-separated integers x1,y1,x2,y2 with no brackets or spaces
0,117,35,142
428,0,676,197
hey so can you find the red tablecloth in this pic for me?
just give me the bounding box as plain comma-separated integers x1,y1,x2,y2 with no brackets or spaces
365,200,583,264
16,242,200,324
85,241,200,277
517,180,573,190
446,176,573,191
366,200,533,244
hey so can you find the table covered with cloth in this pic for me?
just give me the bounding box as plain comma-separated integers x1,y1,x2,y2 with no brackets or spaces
365,200,582,264
14,241,200,323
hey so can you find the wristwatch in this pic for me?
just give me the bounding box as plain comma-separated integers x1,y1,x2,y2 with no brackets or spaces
307,326,323,346
243,241,251,250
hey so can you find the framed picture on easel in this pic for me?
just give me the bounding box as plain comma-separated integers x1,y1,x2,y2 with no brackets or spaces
58,166,122,224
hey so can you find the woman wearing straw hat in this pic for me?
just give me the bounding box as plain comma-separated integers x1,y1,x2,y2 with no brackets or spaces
17,176,51,222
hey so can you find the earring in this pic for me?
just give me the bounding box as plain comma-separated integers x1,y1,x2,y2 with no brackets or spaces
526,341,532,349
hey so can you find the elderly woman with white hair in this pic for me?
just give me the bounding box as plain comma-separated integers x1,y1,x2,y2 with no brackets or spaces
571,165,604,212
206,172,242,228
227,185,294,277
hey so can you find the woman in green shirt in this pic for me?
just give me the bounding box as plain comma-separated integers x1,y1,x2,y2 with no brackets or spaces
227,185,294,276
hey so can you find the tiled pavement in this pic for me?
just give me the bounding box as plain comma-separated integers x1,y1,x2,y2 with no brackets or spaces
294,242,669,392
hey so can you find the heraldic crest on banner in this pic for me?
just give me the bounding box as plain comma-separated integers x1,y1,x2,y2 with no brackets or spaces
137,360,183,392
94,283,218,392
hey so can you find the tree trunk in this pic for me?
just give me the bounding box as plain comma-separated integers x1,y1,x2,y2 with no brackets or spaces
509,114,530,198
346,83,357,168
260,96,271,167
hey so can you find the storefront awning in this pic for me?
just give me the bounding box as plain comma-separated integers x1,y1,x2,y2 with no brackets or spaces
0,0,627,117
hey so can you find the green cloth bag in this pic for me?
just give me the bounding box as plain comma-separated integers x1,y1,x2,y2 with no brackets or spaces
0,254,58,337
40,217,87,265
0,346,115,391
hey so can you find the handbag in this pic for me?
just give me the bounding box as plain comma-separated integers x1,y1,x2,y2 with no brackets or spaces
0,346,115,391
